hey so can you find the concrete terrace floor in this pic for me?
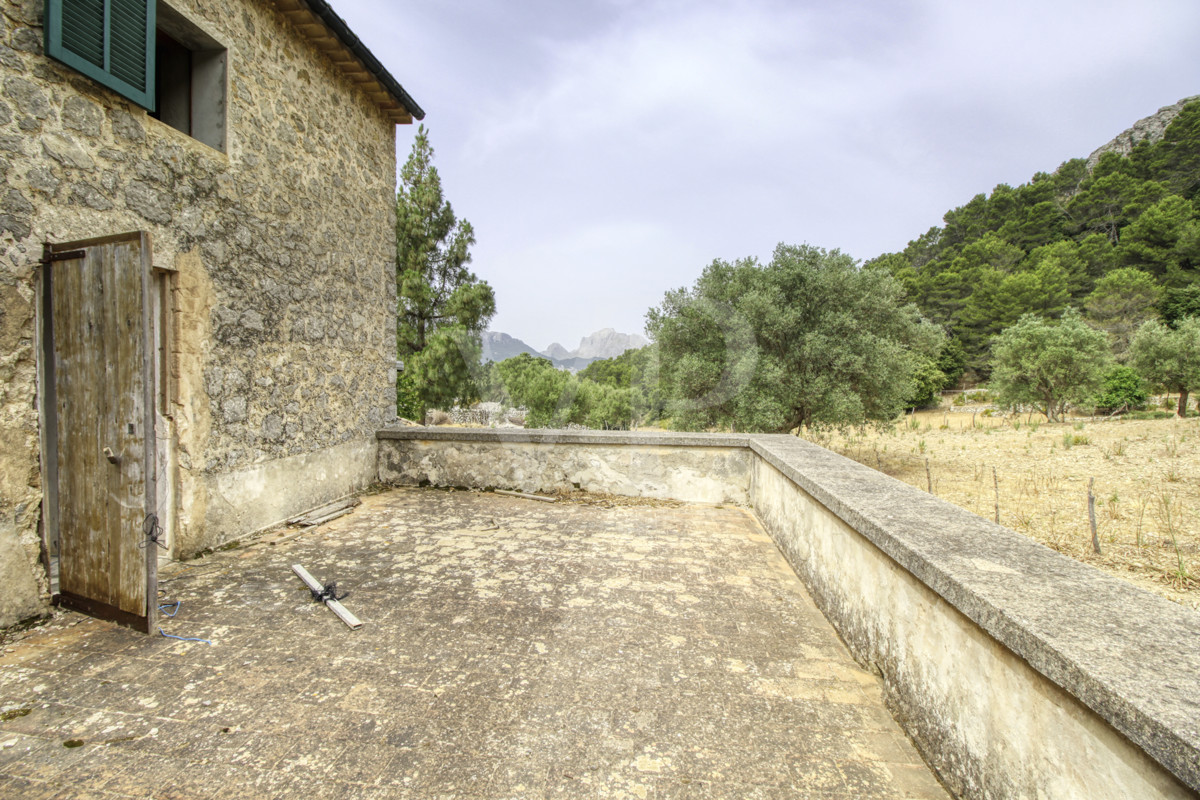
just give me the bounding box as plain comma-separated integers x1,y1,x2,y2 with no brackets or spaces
0,488,948,800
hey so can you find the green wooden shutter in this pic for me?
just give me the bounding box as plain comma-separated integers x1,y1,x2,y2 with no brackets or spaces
45,0,156,111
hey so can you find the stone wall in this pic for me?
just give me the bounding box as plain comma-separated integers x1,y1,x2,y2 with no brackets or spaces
0,0,400,625
376,427,1200,798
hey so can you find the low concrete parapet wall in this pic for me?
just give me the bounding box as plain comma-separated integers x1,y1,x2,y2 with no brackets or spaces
377,428,752,505
749,436,1199,799
186,437,378,558
376,426,1200,798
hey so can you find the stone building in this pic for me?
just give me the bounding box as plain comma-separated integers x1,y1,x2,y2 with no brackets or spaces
0,0,423,628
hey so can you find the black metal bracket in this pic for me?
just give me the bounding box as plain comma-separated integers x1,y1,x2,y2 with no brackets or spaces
40,246,86,266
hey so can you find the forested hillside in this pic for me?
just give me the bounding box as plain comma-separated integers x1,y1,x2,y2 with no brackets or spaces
474,98,1200,433
870,98,1200,379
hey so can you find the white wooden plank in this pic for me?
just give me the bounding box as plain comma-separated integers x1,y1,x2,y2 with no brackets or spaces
286,497,360,526
299,507,355,527
291,564,363,629
495,489,557,503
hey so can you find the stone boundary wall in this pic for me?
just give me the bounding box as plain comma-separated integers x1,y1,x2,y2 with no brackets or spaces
376,426,1200,798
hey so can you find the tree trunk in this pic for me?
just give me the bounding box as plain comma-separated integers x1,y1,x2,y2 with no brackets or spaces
784,409,808,434
1042,394,1058,423
1179,389,1190,418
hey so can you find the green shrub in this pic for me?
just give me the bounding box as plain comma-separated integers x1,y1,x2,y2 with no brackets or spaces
1127,410,1179,420
1063,431,1090,448
935,337,966,391
1091,365,1148,413
397,368,422,421
905,358,947,409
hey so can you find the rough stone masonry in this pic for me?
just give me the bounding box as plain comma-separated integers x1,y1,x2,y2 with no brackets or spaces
0,0,413,626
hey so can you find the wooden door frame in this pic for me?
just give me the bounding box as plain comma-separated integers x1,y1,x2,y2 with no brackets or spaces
152,266,179,558
38,231,159,633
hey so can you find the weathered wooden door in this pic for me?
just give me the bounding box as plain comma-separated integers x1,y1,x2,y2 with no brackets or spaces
45,232,158,633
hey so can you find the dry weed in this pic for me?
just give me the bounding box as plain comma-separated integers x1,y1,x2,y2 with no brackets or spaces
809,408,1200,609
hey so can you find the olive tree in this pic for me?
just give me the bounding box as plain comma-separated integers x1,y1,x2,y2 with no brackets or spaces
989,308,1111,422
1129,316,1200,417
646,243,943,433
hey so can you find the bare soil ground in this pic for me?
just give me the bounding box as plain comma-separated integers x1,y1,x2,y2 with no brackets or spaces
804,402,1200,610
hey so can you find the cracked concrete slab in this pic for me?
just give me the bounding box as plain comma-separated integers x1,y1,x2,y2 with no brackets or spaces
0,487,948,799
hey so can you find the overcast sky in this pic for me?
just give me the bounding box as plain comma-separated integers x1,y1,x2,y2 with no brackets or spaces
332,0,1199,353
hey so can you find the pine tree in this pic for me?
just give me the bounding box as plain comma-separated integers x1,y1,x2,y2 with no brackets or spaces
395,126,496,420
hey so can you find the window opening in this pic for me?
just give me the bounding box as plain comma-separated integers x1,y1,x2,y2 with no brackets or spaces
151,2,226,152
153,29,191,134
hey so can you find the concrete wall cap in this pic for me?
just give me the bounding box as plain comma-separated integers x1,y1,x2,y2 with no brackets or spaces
376,425,753,448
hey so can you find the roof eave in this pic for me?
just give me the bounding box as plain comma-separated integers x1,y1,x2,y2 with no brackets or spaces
275,0,426,124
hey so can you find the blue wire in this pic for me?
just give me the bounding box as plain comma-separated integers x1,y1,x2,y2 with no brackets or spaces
158,628,212,645
156,601,210,643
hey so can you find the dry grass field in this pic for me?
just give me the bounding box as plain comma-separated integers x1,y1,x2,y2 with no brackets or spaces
804,400,1200,610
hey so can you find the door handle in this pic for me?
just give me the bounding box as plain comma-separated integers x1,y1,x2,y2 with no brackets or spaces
103,447,121,466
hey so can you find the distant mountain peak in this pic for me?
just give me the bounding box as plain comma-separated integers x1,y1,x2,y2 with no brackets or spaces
543,342,571,361
574,329,648,360
481,328,648,371
480,331,542,364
